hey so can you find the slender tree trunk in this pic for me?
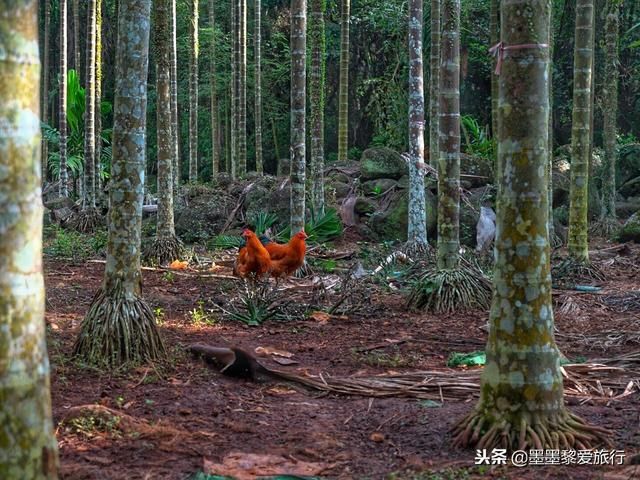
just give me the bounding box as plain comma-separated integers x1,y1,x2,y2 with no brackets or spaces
96,0,103,197
453,0,611,451
309,0,326,215
436,0,461,270
337,0,350,162
254,0,264,175
83,0,97,210
600,1,619,224
146,0,182,265
567,0,594,263
42,0,51,181
489,0,499,141
272,117,280,163
230,0,238,179
429,0,440,170
290,0,307,233
170,0,180,189
74,0,165,366
189,0,199,183
210,0,218,177
0,2,59,475
59,0,69,197
548,8,555,243
227,94,232,173
237,0,247,175
407,0,428,249
73,0,81,75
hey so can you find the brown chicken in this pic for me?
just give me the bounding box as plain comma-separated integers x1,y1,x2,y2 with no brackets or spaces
233,229,272,279
265,230,308,278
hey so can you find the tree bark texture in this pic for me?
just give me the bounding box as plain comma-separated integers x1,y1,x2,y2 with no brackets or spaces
188,0,199,182
309,0,326,215
407,0,428,247
567,0,594,262
0,1,59,475
337,0,350,162
290,0,307,233
436,0,461,270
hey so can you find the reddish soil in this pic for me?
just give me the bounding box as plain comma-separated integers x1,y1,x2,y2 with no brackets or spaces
46,244,640,480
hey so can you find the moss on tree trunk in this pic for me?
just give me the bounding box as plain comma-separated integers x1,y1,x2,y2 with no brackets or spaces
309,0,326,215
0,1,59,475
407,0,428,250
290,0,307,233
452,0,611,451
567,0,594,262
74,0,165,367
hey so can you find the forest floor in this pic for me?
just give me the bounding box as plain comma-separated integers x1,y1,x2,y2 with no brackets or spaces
45,235,640,480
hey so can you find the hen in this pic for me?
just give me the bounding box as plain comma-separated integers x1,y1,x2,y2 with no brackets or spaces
233,229,272,279
265,230,308,278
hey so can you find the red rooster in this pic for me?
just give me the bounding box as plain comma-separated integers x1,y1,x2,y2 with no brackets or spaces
265,230,308,279
233,229,272,279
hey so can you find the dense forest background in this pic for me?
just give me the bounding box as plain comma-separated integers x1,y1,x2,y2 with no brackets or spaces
39,0,640,181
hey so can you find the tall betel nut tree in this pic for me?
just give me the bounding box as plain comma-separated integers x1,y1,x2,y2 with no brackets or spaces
451,0,613,451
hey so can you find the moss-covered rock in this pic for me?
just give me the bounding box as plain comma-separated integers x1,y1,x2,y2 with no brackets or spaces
618,211,640,243
619,176,640,198
361,178,397,196
360,147,407,180
354,197,377,216
366,188,437,242
369,192,409,241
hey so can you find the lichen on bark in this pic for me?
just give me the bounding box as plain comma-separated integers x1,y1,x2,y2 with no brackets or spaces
144,0,183,267
452,0,612,451
567,0,594,263
74,0,165,367
290,0,307,233
0,1,59,476
406,0,428,251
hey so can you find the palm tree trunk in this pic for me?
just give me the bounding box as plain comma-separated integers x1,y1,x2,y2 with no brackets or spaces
290,0,307,233
59,0,69,197
42,0,51,181
170,0,180,189
489,0,498,141
83,0,97,210
567,0,594,262
429,0,440,169
210,0,218,177
238,0,247,175
407,0,427,249
0,2,59,474
254,0,264,175
74,0,165,366
230,0,238,178
96,0,103,197
146,0,182,266
337,0,350,162
73,0,81,75
453,0,611,451
188,0,199,183
600,1,619,226
309,0,326,215
437,0,461,271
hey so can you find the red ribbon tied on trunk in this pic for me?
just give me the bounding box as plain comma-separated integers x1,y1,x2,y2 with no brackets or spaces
489,41,550,75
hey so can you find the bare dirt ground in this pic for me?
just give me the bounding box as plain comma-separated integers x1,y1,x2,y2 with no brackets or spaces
46,240,640,479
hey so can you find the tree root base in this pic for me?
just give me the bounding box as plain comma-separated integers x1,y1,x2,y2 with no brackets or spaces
143,235,184,266
67,208,104,233
403,241,433,259
407,264,492,313
73,285,165,367
589,218,621,239
451,409,614,451
552,257,605,285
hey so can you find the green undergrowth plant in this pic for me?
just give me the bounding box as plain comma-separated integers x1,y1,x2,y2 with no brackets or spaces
43,225,107,260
